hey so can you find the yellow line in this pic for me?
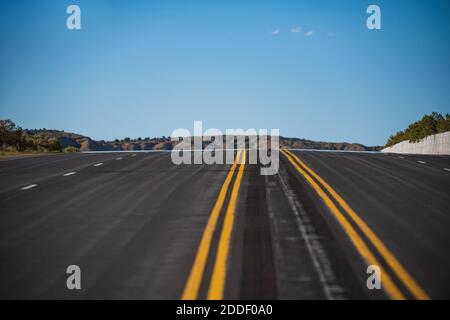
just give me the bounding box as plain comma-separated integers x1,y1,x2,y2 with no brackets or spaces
181,150,242,300
207,150,247,300
283,150,430,300
282,150,405,300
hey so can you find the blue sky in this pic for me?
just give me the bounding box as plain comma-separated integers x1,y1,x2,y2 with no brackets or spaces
0,0,449,146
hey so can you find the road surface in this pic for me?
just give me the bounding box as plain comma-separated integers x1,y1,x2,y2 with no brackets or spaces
0,150,449,299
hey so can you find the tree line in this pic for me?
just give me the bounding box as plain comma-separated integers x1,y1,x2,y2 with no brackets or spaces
0,119,61,153
386,112,450,147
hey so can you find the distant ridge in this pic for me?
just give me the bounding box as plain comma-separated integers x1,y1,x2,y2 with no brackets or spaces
1,119,381,153
22,129,381,152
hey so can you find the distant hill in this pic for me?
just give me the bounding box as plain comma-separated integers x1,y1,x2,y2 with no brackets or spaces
279,136,380,151
23,129,173,152
21,130,381,152
1,120,380,153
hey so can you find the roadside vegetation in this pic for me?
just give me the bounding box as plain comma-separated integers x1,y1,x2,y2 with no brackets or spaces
386,112,450,147
62,146,80,153
0,119,74,154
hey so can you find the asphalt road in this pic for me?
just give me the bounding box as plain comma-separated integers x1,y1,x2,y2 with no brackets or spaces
0,150,448,299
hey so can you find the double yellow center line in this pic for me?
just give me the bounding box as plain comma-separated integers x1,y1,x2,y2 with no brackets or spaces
182,150,246,300
282,150,430,300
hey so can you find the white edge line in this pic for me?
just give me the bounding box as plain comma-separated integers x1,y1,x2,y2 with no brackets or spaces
63,172,76,176
287,149,381,154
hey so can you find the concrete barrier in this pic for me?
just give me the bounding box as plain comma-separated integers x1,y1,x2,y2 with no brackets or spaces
382,131,450,155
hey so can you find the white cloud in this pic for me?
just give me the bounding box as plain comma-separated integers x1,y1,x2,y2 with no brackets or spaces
291,26,301,33
270,29,280,35
304,30,313,37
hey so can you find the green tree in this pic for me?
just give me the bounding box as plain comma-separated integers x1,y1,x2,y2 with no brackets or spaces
0,119,24,151
386,112,450,147
436,113,450,133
